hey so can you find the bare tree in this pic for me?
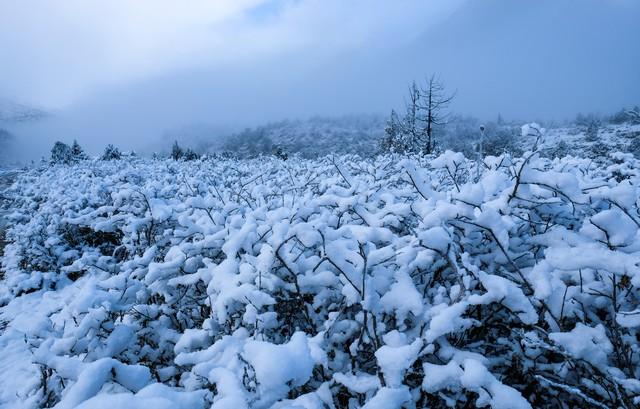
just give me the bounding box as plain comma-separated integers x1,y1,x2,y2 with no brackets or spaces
381,76,454,154
419,75,455,153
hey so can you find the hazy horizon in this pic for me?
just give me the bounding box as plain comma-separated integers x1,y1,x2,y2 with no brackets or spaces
1,0,639,158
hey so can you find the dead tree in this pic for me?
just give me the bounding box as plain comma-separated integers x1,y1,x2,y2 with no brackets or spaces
419,75,455,154
382,76,454,155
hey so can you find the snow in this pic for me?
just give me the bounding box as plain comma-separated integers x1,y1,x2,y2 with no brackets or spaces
521,122,543,138
208,368,248,409
53,360,149,408
460,359,531,409
430,150,466,176
174,328,212,354
333,373,380,394
617,310,640,328
361,387,411,409
424,301,473,343
375,333,422,387
379,270,423,321
422,361,464,393
1,145,640,408
467,267,537,325
243,332,315,407
74,384,207,409
549,323,613,367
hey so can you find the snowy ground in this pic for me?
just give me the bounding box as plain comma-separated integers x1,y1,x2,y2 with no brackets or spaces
1,129,640,408
0,168,39,409
0,168,18,259
532,123,640,158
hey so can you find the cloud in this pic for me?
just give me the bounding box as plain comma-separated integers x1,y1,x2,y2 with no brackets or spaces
0,0,261,105
2,0,638,162
0,0,464,108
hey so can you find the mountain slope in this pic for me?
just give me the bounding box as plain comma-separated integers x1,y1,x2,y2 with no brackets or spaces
218,114,385,158
0,99,47,124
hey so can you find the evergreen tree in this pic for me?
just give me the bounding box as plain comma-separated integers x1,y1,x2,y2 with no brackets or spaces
171,141,184,160
101,144,122,161
403,81,421,151
380,109,404,153
71,140,87,160
50,141,73,164
182,148,199,161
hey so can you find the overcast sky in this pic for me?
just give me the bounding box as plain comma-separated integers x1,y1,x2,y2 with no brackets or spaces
1,0,639,153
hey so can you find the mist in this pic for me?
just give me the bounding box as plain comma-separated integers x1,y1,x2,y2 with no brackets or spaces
1,0,639,160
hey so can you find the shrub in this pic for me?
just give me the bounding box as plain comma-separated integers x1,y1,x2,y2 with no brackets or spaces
50,140,88,164
50,141,73,164
101,144,122,161
3,152,640,408
182,148,199,161
170,140,184,160
629,137,640,158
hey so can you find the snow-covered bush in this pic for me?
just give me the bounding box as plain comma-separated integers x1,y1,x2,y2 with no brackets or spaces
101,144,122,161
482,125,522,157
170,141,200,161
183,148,200,161
1,148,640,408
436,117,523,158
71,140,88,160
50,140,88,165
609,106,640,125
171,140,185,160
50,141,74,164
628,137,640,159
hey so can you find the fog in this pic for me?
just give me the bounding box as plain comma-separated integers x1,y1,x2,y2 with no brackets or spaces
1,0,639,159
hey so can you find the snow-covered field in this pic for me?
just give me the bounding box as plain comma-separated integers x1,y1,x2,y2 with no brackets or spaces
532,123,640,159
1,134,640,408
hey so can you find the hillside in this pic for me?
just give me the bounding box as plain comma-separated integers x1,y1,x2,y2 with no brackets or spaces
0,100,49,167
535,121,640,159
217,115,386,158
0,99,48,124
188,113,640,161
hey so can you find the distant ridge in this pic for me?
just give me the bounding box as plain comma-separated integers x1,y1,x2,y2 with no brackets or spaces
0,99,48,123
218,114,386,158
